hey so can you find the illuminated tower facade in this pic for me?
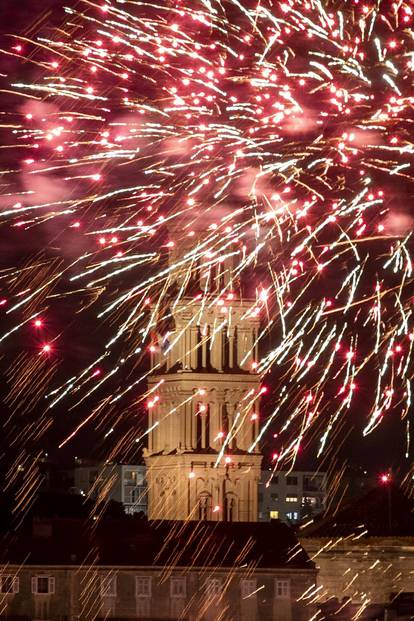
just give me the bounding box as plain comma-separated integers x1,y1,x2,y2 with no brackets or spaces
144,220,262,521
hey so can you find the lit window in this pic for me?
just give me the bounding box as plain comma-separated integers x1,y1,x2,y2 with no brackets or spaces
136,576,152,597
286,496,298,503
31,576,55,595
302,496,318,506
275,579,290,599
286,511,299,521
241,578,257,598
100,574,117,597
170,577,186,598
269,510,279,519
0,575,19,594
205,578,222,596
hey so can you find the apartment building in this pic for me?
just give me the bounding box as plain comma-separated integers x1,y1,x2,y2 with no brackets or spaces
258,470,326,523
74,462,147,515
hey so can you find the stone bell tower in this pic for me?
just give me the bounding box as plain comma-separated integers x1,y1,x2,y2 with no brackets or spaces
144,216,262,521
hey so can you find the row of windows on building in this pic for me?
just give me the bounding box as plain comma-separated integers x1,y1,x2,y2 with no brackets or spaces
263,476,302,486
0,575,290,600
271,475,322,487
259,494,322,504
269,510,299,521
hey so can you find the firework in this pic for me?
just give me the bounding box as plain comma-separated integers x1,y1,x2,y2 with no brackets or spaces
1,0,414,470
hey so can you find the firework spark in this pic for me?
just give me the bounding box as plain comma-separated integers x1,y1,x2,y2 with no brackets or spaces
1,0,414,469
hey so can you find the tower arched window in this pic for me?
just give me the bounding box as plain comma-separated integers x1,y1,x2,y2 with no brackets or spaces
224,494,237,522
222,404,229,436
198,493,211,521
222,329,229,369
196,403,210,449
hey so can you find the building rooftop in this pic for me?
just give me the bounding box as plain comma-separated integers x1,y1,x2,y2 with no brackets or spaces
0,493,313,570
301,482,414,538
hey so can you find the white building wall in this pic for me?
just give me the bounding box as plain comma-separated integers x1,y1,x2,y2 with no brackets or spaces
73,464,147,515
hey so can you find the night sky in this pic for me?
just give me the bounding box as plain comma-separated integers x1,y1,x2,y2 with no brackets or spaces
0,0,410,484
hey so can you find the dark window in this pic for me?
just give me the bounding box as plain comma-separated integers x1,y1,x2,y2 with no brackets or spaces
198,494,211,520
37,577,51,594
170,576,186,598
304,476,323,491
0,576,15,593
224,495,235,522
271,493,278,501
286,476,298,486
258,493,263,502
275,579,290,598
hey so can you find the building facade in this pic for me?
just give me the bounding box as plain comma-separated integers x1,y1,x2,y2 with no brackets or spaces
144,222,262,521
300,536,414,608
0,515,317,621
0,564,316,621
74,463,147,515
259,470,326,524
300,483,414,619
